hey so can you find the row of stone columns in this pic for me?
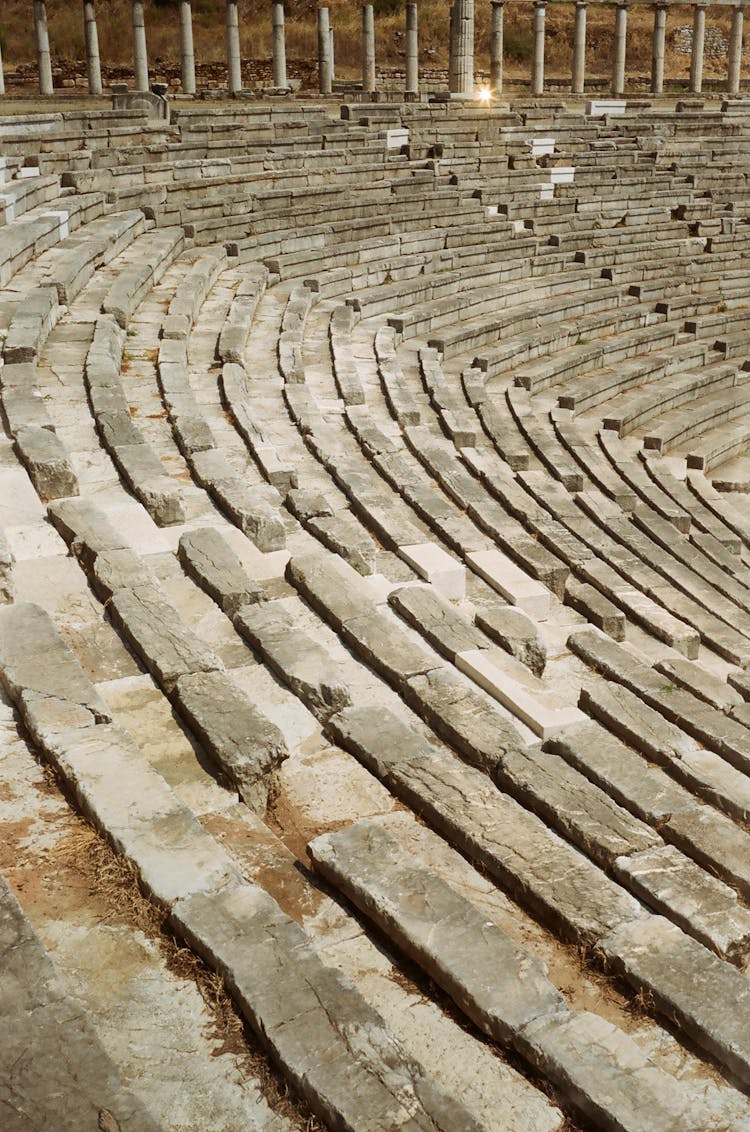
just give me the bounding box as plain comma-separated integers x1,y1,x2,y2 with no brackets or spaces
528,0,746,98
12,1,749,102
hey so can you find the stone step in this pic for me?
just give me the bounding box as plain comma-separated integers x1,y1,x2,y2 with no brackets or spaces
309,820,735,1132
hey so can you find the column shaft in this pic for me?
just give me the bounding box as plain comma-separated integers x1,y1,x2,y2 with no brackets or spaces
226,0,242,94
531,2,546,96
318,7,332,94
651,3,667,94
0,40,5,97
362,5,376,94
132,0,149,92
612,2,628,96
690,4,706,93
34,1,53,96
83,1,103,96
272,2,287,89
179,1,196,95
572,2,587,94
330,26,335,81
405,3,419,96
491,1,504,93
449,0,475,95
728,4,745,94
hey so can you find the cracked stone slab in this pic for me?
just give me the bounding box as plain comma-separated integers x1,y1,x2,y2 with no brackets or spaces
108,582,223,692
598,915,750,1089
309,821,724,1132
494,745,659,870
0,876,162,1132
613,843,750,965
170,883,489,1132
475,604,547,677
42,722,240,906
234,602,351,721
404,665,526,773
389,584,487,662
178,526,264,617
14,426,79,501
174,670,288,812
326,705,644,945
48,496,129,570
309,820,565,1042
0,602,112,743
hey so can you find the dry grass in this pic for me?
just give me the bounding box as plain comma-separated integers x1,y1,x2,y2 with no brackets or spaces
0,0,741,85
50,815,324,1132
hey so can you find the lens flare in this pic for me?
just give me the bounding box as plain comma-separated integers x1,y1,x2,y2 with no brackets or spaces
477,86,492,103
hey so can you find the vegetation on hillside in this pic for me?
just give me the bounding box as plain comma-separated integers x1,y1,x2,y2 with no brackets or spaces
0,0,739,85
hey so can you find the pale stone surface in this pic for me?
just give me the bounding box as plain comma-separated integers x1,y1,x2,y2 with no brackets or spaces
467,548,551,618
174,670,288,812
475,604,547,676
171,884,488,1132
400,542,466,599
0,877,161,1132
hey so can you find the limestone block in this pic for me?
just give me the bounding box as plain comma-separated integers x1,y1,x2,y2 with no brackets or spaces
175,671,288,812
108,582,223,691
178,527,264,616
467,548,550,619
14,426,78,501
456,648,585,739
235,602,351,720
400,542,466,599
475,605,546,676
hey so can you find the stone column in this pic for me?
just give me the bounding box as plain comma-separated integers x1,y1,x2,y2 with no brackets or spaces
34,1,53,96
728,3,745,94
272,2,287,89
406,3,419,96
318,7,332,94
131,0,149,91
330,26,335,81
226,0,242,94
83,1,103,96
449,0,474,95
491,1,504,93
651,2,667,94
690,2,706,93
362,4,376,94
179,1,196,95
572,1,587,94
0,40,5,97
611,1,628,96
531,1,546,96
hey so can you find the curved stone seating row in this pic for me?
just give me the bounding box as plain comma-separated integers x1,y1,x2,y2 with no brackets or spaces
0,598,499,1132
0,284,78,503
0,170,60,226
85,314,185,527
101,225,184,330
0,191,106,288
309,819,748,1131
5,101,750,1130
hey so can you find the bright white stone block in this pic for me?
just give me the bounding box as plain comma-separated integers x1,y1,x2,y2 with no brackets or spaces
539,184,555,201
586,99,626,116
382,128,409,149
531,137,555,157
0,196,15,222
0,159,7,185
44,210,69,238
17,166,41,178
401,543,466,600
550,166,575,185
467,548,550,619
456,648,586,739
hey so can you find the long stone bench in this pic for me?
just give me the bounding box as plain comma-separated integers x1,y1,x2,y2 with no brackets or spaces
86,315,185,526
309,820,736,1132
0,874,162,1131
